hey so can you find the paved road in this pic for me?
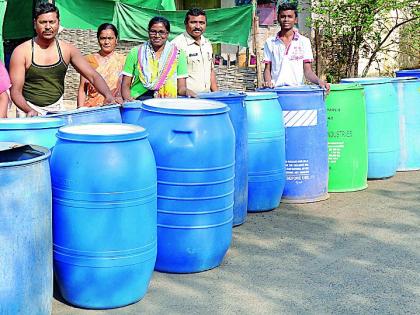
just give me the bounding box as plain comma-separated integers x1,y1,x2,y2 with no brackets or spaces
53,171,420,315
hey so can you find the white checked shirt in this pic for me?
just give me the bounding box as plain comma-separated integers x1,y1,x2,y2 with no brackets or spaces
263,31,314,87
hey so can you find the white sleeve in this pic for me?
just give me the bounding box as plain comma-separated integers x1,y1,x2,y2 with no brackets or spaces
303,37,314,63
263,39,272,63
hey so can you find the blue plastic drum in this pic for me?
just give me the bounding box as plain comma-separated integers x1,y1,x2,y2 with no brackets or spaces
395,69,420,79
392,77,420,171
260,86,329,203
138,98,235,273
341,77,399,178
198,91,247,226
121,101,142,124
0,143,52,315
47,104,122,126
51,124,157,309
245,92,285,211
0,117,64,148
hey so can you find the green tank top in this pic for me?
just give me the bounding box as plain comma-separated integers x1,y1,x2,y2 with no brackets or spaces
23,39,68,106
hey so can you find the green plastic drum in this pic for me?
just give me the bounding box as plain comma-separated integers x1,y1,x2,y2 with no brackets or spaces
326,84,368,192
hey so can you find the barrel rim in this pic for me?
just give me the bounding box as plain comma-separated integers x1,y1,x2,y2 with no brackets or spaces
122,101,143,109
141,98,229,115
329,83,364,91
245,91,279,100
395,69,420,73
340,77,393,85
390,76,420,82
197,91,246,99
47,104,121,118
57,123,148,142
257,85,325,93
0,117,65,129
0,143,51,167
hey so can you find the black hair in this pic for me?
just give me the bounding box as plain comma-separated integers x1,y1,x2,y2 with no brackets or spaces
97,23,119,39
148,16,171,33
34,2,60,20
184,7,206,25
277,2,298,18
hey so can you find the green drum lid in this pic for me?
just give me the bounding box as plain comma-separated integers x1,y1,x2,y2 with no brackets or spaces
329,83,364,91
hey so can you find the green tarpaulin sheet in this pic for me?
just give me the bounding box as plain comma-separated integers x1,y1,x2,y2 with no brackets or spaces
3,1,252,47
114,3,253,46
3,0,176,39
56,0,115,30
3,0,33,40
0,0,7,61
56,0,176,29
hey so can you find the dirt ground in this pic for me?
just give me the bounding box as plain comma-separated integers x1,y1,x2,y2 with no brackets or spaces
52,170,420,315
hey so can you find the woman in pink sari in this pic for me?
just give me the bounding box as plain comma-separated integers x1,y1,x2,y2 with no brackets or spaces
0,60,11,118
77,23,125,107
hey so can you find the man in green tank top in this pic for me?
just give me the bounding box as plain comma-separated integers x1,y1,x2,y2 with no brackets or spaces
9,2,119,117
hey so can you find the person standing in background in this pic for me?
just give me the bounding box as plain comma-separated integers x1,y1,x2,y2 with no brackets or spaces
78,23,125,107
263,2,329,93
9,2,117,116
172,8,218,94
121,16,191,100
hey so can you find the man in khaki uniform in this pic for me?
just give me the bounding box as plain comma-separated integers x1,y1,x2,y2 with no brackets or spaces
172,8,218,94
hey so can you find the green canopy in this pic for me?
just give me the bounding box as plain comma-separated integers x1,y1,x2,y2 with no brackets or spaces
56,0,115,30
3,0,176,39
0,0,6,61
2,0,33,40
3,1,252,47
114,3,252,46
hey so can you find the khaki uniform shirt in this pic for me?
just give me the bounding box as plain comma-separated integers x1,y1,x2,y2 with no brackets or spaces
172,32,214,93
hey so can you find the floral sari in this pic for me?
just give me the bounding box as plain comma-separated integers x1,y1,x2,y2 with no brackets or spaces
83,52,125,107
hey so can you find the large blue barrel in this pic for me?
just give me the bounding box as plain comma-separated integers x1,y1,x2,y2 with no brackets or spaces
341,77,399,178
0,117,64,148
198,91,247,226
395,69,420,78
392,77,420,171
121,101,142,124
47,104,122,126
260,86,329,203
0,143,52,315
50,124,157,309
138,98,235,273
245,92,285,211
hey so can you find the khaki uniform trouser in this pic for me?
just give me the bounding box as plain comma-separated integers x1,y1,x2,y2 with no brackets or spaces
16,96,64,117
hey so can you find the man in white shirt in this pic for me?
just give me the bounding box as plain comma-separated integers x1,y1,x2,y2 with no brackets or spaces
263,3,329,92
172,8,218,94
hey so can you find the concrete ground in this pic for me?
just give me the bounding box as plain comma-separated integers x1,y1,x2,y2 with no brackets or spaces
53,171,420,315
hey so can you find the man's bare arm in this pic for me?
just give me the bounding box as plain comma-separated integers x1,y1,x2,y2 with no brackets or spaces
303,62,330,93
69,44,120,104
210,68,218,92
77,75,88,108
263,62,274,88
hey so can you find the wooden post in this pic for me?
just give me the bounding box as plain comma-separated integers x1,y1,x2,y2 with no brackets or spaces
252,0,263,88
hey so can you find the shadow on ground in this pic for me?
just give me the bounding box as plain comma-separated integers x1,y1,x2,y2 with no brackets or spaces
53,172,420,315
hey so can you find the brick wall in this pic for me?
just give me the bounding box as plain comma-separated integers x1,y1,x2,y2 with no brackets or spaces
59,28,257,100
